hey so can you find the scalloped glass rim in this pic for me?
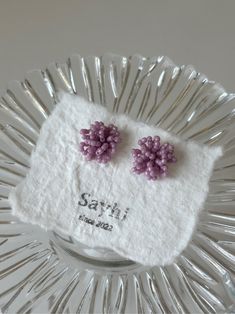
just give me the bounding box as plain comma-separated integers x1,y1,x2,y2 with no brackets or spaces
0,53,235,313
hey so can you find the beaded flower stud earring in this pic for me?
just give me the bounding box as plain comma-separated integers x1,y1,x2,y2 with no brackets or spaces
132,136,177,180
80,121,121,163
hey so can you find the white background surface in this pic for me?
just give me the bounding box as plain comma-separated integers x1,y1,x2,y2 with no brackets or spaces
0,0,235,95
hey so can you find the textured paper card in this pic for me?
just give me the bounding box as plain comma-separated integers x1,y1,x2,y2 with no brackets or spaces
9,93,223,266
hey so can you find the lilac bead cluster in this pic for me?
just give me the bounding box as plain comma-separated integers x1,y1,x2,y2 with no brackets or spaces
132,136,177,180
80,121,121,163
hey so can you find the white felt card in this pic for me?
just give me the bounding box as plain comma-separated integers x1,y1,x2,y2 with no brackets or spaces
9,93,223,266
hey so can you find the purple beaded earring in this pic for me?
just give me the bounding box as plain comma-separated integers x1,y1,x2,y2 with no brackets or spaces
80,121,121,163
132,136,177,180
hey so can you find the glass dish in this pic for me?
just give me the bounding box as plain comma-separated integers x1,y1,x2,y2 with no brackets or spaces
0,54,235,313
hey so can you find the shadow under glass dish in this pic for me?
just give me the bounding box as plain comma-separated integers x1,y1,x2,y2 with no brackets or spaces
0,54,235,313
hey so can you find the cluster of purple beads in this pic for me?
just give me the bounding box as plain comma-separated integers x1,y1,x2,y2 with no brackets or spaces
132,136,177,180
79,121,121,163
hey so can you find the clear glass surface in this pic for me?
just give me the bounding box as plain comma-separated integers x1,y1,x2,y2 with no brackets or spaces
0,54,235,313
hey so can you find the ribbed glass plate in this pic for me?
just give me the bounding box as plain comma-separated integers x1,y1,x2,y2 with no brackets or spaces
0,54,235,313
